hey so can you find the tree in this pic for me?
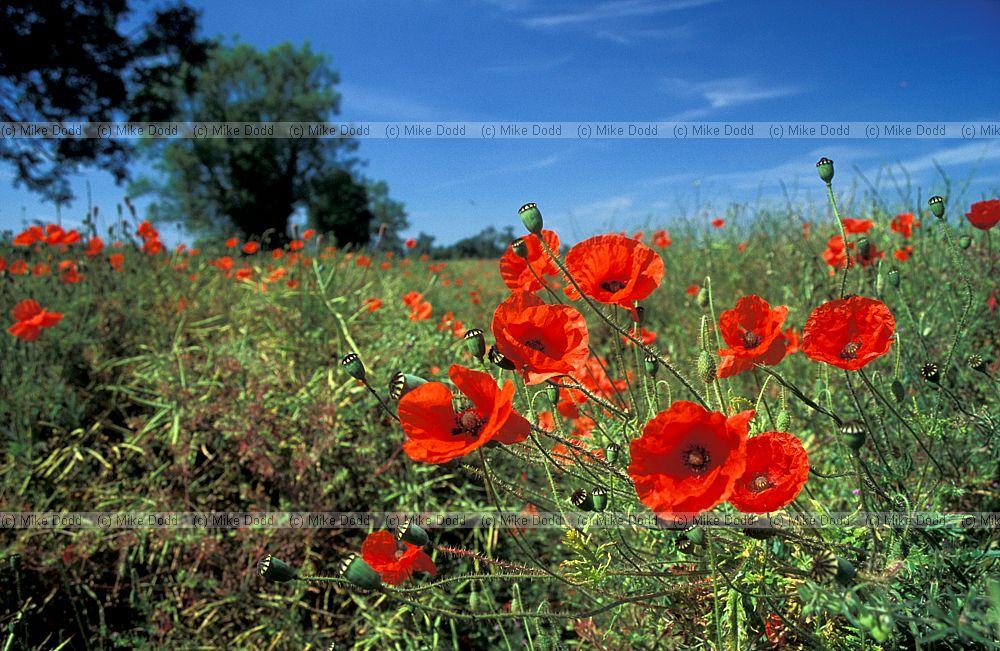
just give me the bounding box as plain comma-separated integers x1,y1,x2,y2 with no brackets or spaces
138,42,396,246
366,179,409,251
0,1,210,202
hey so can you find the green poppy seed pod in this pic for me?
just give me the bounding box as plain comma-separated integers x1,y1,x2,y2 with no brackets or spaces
743,518,778,539
958,234,972,250
644,352,659,377
257,554,297,583
340,353,366,382
510,238,529,259
928,195,945,219
890,379,905,403
775,409,790,432
816,157,835,184
921,363,940,384
835,556,857,586
395,519,430,547
488,345,516,371
591,487,609,512
677,526,704,554
518,202,543,235
840,419,867,452
887,267,899,288
605,443,620,463
967,354,988,374
546,383,560,406
338,553,382,589
463,328,486,360
697,351,717,384
696,287,710,309
570,488,595,511
389,372,427,400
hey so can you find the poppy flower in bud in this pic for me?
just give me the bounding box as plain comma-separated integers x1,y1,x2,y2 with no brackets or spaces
728,431,809,513
965,199,1000,231
361,530,436,585
499,230,560,293
716,295,789,378
627,401,752,521
801,296,895,371
8,300,63,341
397,364,530,463
564,234,664,309
492,292,589,384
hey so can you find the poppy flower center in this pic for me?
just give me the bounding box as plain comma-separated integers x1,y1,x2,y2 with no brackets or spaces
524,339,545,351
839,341,862,360
749,472,774,493
600,279,627,293
742,331,762,349
682,445,711,474
452,408,486,438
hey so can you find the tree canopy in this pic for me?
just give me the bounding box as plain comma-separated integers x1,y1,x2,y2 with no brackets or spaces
0,0,210,202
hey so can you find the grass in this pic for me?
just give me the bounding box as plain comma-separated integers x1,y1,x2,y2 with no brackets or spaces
1,169,999,650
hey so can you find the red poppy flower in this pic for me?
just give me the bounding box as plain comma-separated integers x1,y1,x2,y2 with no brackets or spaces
361,530,436,585
302,228,316,240
737,241,748,253
728,431,808,513
802,222,812,239
242,241,258,255
965,199,1000,231
628,401,752,520
289,239,304,252
841,218,873,234
711,218,725,229
8,300,63,341
783,327,800,355
13,226,44,246
822,235,851,273
492,291,589,384
108,253,125,272
58,260,80,284
499,229,560,293
893,246,913,262
716,295,789,378
890,213,919,239
801,296,895,371
225,237,238,248
564,234,664,309
398,364,530,463
9,260,28,275
363,297,382,312
405,238,417,249
84,237,104,257
652,229,672,247
686,284,699,296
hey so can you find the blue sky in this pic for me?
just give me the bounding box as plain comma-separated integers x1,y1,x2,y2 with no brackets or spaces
2,0,999,244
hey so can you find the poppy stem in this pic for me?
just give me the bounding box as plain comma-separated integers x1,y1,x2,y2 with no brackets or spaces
753,365,842,426
825,181,852,299
362,380,400,423
537,238,710,409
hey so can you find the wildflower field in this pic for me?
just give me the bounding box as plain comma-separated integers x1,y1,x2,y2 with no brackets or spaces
1,160,999,650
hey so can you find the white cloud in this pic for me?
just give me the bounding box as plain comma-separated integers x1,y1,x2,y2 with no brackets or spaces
433,154,562,189
659,76,803,121
338,83,462,121
522,0,719,29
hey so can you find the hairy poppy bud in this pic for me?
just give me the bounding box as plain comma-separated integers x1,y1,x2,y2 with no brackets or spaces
696,287,710,309
890,379,905,403
958,234,972,250
840,419,867,451
339,553,381,589
816,157,835,184
518,202,543,235
396,519,430,547
546,383,560,407
463,328,486,360
389,372,427,400
341,353,366,381
928,196,945,219
775,409,790,432
697,351,716,384
920,363,940,384
469,589,480,611
258,554,297,583
510,238,529,259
